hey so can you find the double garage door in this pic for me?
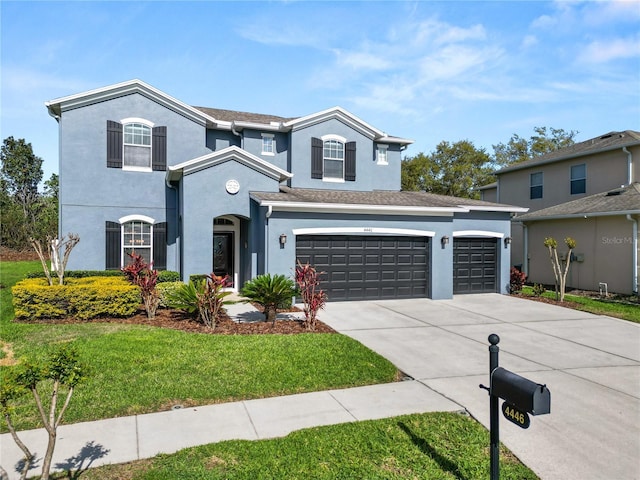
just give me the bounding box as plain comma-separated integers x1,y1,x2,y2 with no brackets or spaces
296,235,430,301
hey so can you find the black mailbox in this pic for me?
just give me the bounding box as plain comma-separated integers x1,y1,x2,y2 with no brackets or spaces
491,367,550,415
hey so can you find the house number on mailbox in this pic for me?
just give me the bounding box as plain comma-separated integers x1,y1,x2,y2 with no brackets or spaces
502,402,530,429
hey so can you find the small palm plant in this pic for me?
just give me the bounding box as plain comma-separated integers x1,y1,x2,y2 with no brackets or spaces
240,274,297,324
165,273,232,329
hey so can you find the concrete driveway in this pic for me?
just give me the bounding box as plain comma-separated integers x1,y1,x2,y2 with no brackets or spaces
320,294,640,480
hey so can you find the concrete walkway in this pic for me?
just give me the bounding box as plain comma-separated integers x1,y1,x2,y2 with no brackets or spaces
320,294,640,480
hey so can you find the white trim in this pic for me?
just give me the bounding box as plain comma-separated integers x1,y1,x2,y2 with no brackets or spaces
119,214,155,224
122,165,153,173
293,227,436,237
453,230,504,238
261,133,275,156
465,205,529,213
321,134,347,143
213,215,240,292
285,107,382,139
377,145,389,165
253,199,460,216
121,117,155,127
322,177,345,184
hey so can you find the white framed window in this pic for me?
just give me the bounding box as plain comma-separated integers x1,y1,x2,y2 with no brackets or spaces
122,118,153,171
322,135,345,181
261,134,275,155
377,145,388,165
120,215,154,265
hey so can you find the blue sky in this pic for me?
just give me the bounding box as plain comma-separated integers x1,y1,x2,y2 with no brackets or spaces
2,1,639,183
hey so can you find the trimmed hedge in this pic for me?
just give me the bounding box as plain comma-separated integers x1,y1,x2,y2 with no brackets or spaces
12,277,140,320
25,269,180,283
156,281,184,308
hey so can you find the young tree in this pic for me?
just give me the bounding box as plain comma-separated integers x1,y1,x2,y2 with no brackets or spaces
295,261,327,331
401,140,494,199
30,233,80,286
1,345,87,480
544,236,577,302
493,127,578,167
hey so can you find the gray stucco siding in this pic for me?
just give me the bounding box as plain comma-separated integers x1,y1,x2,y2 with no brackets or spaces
180,159,283,281
288,119,396,191
206,130,240,152
241,129,289,171
61,204,177,272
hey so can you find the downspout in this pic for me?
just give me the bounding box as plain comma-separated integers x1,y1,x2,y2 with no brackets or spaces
623,147,632,185
231,122,243,149
627,214,638,294
265,205,272,272
165,177,180,279
523,223,528,276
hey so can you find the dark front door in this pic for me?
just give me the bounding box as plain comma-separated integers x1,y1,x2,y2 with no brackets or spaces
213,232,234,285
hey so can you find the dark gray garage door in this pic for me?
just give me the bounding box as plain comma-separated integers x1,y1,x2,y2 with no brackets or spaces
296,235,430,301
453,238,498,294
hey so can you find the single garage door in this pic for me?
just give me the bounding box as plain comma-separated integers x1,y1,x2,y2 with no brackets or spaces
296,235,430,301
453,238,498,294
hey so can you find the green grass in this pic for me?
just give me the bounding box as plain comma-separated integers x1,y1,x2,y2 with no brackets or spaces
521,286,640,323
57,412,538,480
1,261,397,431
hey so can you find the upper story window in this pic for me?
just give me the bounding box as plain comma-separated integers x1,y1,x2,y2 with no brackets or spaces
570,164,586,195
123,122,152,169
107,119,167,172
376,145,388,165
261,134,275,155
323,139,345,180
530,172,543,199
311,136,356,182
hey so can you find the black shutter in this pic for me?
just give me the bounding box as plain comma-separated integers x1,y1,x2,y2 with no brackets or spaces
152,126,167,171
152,222,167,270
345,141,356,181
106,121,123,168
105,221,121,270
311,137,323,179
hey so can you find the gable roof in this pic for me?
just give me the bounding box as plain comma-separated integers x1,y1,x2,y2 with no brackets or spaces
166,146,293,182
45,79,216,127
250,186,527,216
517,183,640,221
497,130,640,174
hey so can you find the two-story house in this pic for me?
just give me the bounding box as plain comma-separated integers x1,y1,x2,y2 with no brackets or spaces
46,79,525,301
483,131,640,295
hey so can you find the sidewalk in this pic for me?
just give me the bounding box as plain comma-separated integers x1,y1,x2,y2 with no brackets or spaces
0,302,462,480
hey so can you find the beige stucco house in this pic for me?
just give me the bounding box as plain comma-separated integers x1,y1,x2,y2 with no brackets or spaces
481,130,640,295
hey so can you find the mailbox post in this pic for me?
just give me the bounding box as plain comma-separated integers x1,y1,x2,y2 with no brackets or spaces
480,334,550,480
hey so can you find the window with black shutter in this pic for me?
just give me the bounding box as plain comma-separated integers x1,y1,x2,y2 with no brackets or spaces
152,222,167,270
311,137,323,179
105,221,121,269
152,127,167,171
106,120,166,171
345,141,356,181
106,121,123,168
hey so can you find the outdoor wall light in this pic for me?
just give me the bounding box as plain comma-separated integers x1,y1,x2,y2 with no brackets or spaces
441,235,450,246
279,234,287,246
504,237,512,247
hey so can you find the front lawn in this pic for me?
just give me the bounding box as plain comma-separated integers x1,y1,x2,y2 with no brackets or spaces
520,286,640,323
56,412,539,480
0,261,397,432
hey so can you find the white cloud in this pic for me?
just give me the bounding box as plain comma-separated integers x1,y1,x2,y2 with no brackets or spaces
521,35,538,48
578,35,640,63
333,50,393,71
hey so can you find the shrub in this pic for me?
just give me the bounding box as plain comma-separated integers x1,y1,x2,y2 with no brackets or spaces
156,281,184,307
295,261,327,331
158,270,180,283
509,267,527,294
164,274,232,329
240,274,297,324
122,252,160,319
26,270,179,281
532,283,546,297
12,277,139,320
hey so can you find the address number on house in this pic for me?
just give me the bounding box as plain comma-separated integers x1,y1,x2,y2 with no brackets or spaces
502,402,530,429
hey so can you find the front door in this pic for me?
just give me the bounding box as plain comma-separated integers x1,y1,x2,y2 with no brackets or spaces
213,232,234,286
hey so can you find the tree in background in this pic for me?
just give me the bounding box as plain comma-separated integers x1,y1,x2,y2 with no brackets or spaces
401,127,578,199
401,140,494,199
0,137,58,249
492,126,578,168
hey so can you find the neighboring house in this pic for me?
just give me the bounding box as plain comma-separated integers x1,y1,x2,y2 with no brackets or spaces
483,131,640,294
46,79,525,301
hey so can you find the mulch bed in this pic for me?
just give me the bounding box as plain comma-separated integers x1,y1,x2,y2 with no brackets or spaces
15,307,336,335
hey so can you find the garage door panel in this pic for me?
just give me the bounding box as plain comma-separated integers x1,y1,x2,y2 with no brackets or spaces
453,238,498,294
296,235,430,301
